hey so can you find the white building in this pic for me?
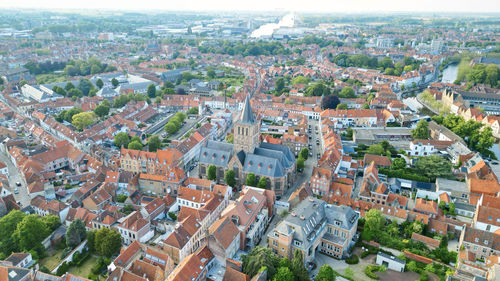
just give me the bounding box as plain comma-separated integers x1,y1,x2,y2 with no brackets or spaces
21,84,63,102
376,252,405,272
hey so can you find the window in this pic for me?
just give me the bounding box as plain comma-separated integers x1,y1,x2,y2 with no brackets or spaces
272,240,278,247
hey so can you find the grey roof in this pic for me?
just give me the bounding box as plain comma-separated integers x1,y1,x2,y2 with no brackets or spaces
239,95,255,125
259,142,295,167
436,178,467,193
454,202,476,212
199,140,233,167
273,197,358,251
243,153,285,178
96,86,118,97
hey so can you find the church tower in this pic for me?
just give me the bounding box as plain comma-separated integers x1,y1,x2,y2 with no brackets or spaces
233,95,260,153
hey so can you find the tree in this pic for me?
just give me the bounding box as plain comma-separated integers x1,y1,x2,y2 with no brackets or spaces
339,86,355,98
291,249,309,281
291,76,309,86
66,219,87,248
242,246,280,278
72,112,97,130
165,122,179,134
336,103,348,110
273,267,294,281
67,88,83,98
128,141,143,150
155,96,162,104
93,102,110,118
413,155,452,180
275,78,285,92
43,215,61,232
96,78,104,89
300,148,309,160
412,119,430,139
391,158,406,170
111,78,119,88
297,157,305,171
13,214,49,252
78,79,93,96
94,228,121,258
257,177,268,189
86,230,96,252
207,164,217,181
224,169,236,187
321,94,340,110
114,132,130,148
365,209,386,234
316,264,336,281
476,126,495,154
0,210,25,258
65,82,75,91
362,103,370,109
306,82,330,96
485,64,499,87
246,173,256,186
147,84,156,98
207,69,216,79
147,135,162,152
449,202,456,215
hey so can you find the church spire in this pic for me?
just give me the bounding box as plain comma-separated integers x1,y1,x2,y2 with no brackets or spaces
240,94,255,124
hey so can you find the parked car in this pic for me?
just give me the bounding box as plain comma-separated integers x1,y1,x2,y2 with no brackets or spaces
15,182,21,187
14,188,19,194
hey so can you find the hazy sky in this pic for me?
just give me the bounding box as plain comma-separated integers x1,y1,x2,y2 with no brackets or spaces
0,0,499,13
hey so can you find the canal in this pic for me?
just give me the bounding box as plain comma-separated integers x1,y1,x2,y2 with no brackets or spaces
441,64,458,83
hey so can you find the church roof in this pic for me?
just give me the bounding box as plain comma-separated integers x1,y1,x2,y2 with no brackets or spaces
239,95,255,125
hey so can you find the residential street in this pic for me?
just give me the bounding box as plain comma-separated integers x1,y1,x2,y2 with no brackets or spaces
0,149,30,207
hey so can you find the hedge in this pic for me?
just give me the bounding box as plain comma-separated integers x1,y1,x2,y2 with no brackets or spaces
345,254,359,264
364,265,380,280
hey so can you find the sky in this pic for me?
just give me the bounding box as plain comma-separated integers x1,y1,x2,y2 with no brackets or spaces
0,0,499,13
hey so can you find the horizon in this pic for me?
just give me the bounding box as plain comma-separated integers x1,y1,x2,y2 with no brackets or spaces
0,0,499,14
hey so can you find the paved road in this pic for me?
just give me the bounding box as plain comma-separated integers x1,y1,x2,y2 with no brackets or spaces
283,118,321,201
0,149,30,207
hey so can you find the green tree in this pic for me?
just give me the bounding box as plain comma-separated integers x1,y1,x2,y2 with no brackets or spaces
147,135,162,152
94,228,122,258
485,64,499,87
114,132,130,148
365,209,386,234
66,219,87,248
306,82,330,96
43,215,61,232
291,249,309,281
476,126,495,154
412,120,430,139
257,177,268,189
165,122,179,134
13,215,49,252
449,202,456,215
291,76,309,86
111,78,119,88
155,96,162,104
93,102,110,118
300,148,309,160
78,78,94,96
65,82,75,91
336,103,348,110
242,246,280,278
67,88,83,98
96,78,104,89
0,210,26,258
207,69,216,79
362,103,370,109
128,141,143,150
413,156,452,180
72,112,97,130
275,77,286,92
207,164,217,181
147,84,156,98
86,230,96,253
224,169,236,187
316,264,335,281
273,267,294,281
297,157,305,171
391,158,406,170
339,86,355,98
246,173,256,186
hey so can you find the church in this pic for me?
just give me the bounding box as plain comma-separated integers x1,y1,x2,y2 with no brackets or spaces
198,95,296,196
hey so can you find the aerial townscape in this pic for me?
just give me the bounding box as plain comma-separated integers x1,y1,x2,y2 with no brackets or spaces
0,2,500,281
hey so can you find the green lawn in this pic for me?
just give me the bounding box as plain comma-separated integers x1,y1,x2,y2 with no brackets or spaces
39,249,64,271
69,256,98,278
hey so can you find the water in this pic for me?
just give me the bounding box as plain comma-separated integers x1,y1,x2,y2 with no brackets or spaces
490,142,500,160
250,13,295,38
441,64,458,83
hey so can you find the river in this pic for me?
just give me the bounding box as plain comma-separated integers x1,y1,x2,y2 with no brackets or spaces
441,64,458,83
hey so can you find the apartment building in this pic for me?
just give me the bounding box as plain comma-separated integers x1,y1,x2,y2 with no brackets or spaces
268,197,358,263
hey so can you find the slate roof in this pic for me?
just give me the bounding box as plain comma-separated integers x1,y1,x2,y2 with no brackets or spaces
199,140,233,167
239,95,255,125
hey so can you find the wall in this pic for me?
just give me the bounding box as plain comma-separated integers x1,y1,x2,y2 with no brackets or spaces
51,240,88,274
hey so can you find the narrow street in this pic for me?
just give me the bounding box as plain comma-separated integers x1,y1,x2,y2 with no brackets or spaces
0,149,30,207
